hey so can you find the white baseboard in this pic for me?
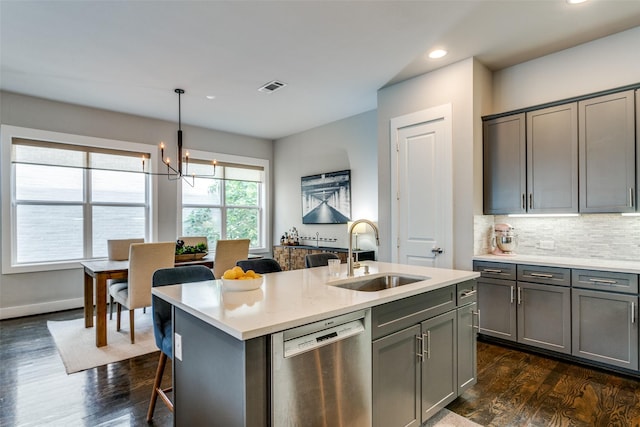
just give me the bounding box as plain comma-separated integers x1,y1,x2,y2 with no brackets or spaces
0,298,84,320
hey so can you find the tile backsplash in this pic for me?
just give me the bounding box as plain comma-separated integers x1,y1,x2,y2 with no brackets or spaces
474,214,640,262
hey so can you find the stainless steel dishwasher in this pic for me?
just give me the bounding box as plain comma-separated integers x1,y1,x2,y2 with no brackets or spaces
271,309,371,427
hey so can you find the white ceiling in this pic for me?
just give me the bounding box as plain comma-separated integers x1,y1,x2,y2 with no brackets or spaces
2,1,639,140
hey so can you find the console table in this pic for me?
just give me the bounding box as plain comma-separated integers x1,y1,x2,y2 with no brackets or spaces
273,245,375,271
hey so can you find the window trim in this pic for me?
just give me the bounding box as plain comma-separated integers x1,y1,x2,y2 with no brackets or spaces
1,125,159,274
177,149,270,253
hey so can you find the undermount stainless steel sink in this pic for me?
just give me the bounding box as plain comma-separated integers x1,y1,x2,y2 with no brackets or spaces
331,274,428,292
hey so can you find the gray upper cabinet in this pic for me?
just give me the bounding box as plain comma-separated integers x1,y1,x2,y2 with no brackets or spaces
579,90,636,213
526,103,579,213
483,86,639,215
637,89,640,212
483,114,526,214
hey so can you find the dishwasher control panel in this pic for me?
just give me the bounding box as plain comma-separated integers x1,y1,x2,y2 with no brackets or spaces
284,319,365,358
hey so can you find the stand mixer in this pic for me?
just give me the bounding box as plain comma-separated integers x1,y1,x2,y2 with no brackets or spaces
491,223,517,255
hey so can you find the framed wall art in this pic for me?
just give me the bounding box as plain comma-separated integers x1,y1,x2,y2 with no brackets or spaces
301,169,351,224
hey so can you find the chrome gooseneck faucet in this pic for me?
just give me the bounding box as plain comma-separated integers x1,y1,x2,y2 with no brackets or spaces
348,219,380,277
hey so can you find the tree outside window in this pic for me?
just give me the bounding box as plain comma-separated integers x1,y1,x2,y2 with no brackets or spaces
182,161,263,249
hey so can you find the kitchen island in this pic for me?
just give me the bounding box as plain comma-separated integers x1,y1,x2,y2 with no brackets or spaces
153,261,480,427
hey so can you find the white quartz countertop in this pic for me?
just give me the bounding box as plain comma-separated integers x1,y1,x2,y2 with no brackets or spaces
152,261,479,341
473,254,639,274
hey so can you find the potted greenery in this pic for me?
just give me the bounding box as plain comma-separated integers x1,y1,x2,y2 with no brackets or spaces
175,239,208,261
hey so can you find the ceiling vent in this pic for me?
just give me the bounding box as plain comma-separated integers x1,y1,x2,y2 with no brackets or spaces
258,80,287,93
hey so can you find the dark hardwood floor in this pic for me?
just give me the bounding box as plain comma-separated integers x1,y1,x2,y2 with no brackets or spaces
448,340,640,427
0,308,172,427
2,309,639,427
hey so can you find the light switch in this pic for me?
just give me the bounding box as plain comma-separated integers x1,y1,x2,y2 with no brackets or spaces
175,332,183,361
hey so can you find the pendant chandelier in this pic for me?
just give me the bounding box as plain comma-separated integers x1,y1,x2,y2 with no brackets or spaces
153,88,216,186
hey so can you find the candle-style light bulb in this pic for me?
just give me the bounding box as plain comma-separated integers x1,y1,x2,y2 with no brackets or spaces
160,142,165,159
212,159,217,175
142,155,145,171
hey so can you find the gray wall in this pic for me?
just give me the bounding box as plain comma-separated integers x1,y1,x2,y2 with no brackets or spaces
0,91,272,318
492,26,640,114
273,110,378,251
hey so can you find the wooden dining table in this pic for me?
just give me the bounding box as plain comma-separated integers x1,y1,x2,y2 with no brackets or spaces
82,256,213,347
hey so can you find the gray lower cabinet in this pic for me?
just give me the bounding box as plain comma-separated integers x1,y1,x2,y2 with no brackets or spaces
517,281,571,354
372,324,421,427
572,289,639,370
477,261,640,375
571,268,638,370
457,301,478,395
372,283,473,427
476,276,516,341
476,262,572,354
371,311,458,427
420,310,458,422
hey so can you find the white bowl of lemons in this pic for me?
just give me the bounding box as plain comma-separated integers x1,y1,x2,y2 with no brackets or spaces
221,266,263,292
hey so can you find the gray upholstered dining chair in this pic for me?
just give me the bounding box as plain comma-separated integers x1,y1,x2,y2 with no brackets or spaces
147,265,214,422
212,239,250,279
109,242,174,344
305,252,340,268
107,238,144,320
236,258,282,274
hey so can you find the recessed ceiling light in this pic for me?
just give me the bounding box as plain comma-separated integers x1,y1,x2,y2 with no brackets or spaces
567,0,588,4
205,95,216,100
428,49,448,59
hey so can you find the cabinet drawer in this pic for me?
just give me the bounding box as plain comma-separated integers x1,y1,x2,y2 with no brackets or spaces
371,285,456,340
457,280,477,306
517,264,570,287
572,269,638,294
473,261,516,280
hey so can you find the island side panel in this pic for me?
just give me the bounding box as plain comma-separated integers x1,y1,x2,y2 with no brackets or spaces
173,307,268,427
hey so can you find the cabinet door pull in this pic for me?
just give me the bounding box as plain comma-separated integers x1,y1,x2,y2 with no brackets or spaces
425,331,431,360
529,193,533,209
630,188,634,208
530,272,554,278
510,286,514,304
484,268,502,274
517,287,522,305
460,290,477,298
632,302,636,325
522,193,526,210
588,278,617,285
472,310,480,330
416,335,424,362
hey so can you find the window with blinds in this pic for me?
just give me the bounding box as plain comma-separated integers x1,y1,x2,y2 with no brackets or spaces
11,137,150,264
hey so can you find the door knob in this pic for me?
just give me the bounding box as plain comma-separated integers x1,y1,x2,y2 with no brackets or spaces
431,247,443,254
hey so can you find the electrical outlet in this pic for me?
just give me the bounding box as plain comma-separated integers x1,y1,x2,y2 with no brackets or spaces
539,240,555,250
175,332,183,361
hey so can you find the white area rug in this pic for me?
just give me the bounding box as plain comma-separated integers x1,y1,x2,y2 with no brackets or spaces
47,310,157,374
425,409,483,427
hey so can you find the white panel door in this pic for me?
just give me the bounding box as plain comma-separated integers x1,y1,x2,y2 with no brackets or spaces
391,105,452,268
